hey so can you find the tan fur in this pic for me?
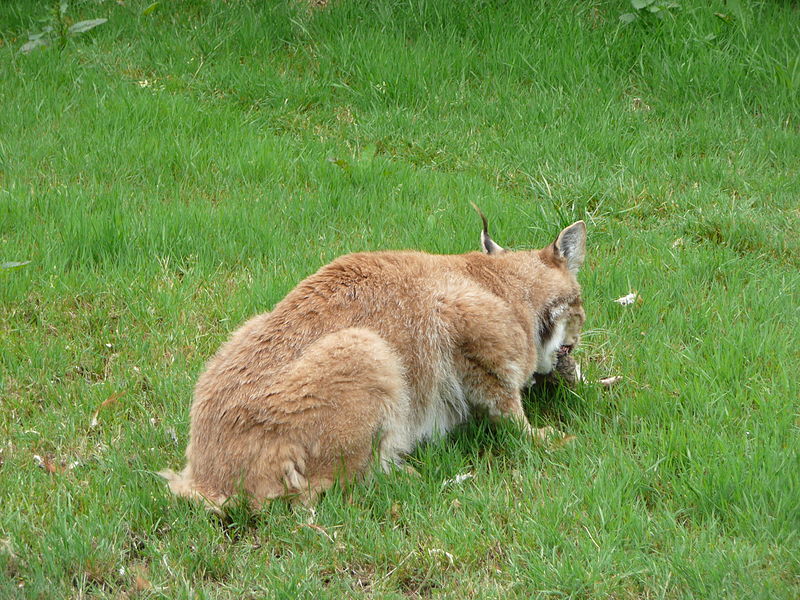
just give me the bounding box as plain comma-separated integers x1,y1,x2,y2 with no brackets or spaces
162,218,587,508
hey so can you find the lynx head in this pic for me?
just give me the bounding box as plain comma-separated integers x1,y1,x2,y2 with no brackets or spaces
533,220,586,374
474,206,587,375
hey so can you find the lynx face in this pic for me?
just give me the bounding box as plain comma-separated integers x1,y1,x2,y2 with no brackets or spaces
535,298,585,375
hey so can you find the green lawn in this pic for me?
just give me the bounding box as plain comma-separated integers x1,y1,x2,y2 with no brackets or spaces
1,0,798,597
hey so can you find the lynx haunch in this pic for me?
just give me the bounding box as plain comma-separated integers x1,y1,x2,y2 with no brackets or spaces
161,212,587,508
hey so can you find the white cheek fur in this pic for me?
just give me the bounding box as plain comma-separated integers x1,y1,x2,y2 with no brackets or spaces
536,320,567,374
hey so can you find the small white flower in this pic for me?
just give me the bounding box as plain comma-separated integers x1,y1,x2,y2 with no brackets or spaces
428,548,455,566
614,292,639,306
442,472,473,487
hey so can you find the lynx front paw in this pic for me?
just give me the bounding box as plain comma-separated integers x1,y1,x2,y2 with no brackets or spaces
527,425,574,447
400,464,421,478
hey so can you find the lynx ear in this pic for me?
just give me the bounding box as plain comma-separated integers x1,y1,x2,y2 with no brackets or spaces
471,202,504,255
553,221,586,274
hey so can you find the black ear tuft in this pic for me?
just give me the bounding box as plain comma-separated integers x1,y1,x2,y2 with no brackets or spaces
481,229,504,255
553,221,586,273
471,202,504,255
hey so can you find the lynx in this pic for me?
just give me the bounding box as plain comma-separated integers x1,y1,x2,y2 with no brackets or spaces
161,211,586,508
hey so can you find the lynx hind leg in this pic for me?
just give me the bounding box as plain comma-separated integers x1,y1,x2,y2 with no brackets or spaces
280,327,411,499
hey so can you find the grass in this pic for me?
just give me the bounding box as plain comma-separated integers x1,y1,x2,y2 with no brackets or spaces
0,0,798,597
